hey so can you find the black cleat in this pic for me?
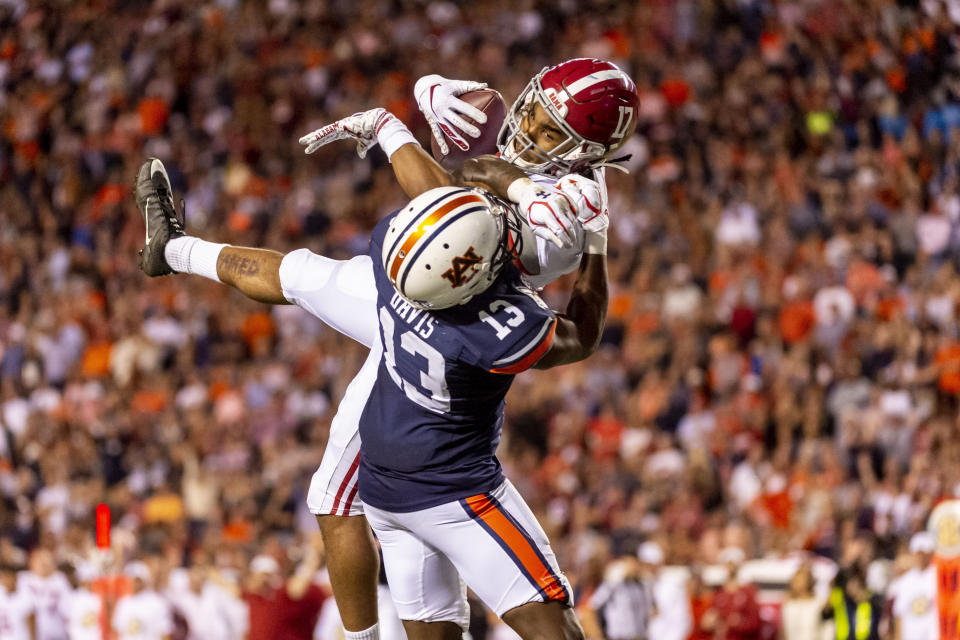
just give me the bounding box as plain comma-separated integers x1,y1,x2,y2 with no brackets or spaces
134,158,184,276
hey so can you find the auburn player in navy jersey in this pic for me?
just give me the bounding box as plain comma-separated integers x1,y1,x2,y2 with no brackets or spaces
137,57,630,640
292,59,635,639
353,186,605,640
136,149,607,638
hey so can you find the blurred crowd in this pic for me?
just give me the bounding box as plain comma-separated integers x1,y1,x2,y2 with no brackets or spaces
3,0,960,638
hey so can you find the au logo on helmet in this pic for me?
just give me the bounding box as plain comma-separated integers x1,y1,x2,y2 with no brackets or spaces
441,247,483,288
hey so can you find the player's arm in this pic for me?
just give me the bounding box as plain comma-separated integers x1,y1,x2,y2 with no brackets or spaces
531,177,609,368
298,113,580,247
532,247,607,369
286,533,323,600
390,143,454,196
215,246,288,305
299,108,456,198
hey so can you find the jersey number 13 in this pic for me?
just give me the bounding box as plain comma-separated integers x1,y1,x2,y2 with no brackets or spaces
379,307,451,413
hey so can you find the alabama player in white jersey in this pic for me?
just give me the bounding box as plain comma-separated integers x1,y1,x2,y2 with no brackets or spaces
292,58,637,638
0,563,35,640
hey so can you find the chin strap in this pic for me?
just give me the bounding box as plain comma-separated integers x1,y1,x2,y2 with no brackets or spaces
588,154,632,174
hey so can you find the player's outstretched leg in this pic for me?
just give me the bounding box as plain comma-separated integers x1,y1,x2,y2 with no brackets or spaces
316,515,382,638
134,157,184,276
502,601,585,640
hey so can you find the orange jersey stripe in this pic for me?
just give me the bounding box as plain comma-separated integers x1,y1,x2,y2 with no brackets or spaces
388,194,484,282
463,494,566,601
489,319,557,374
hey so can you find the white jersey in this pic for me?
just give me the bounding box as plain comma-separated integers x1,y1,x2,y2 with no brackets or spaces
65,588,103,640
0,587,34,640
112,591,173,640
648,572,692,640
18,571,70,640
892,566,938,640
168,585,234,640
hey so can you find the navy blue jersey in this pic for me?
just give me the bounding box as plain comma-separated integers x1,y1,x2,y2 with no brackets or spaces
357,212,557,512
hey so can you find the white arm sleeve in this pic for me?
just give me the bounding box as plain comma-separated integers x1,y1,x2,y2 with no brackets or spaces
279,249,379,349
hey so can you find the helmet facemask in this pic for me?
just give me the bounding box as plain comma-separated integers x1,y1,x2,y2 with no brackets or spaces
498,72,609,175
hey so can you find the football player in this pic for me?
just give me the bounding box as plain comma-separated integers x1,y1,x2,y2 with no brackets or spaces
135,152,600,638
294,57,636,638
135,146,607,638
136,159,606,637
300,58,638,286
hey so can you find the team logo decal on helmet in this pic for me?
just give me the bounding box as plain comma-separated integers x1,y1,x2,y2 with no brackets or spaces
440,247,484,288
382,187,521,310
498,58,639,175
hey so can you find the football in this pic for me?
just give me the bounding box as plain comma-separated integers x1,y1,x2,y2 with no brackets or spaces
430,89,508,170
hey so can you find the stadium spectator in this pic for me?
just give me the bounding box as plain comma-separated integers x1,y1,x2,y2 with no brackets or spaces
781,563,824,640
111,561,173,640
642,541,692,640
889,533,938,640
823,566,884,640
586,555,653,640
0,562,34,640
242,539,326,640
708,548,762,640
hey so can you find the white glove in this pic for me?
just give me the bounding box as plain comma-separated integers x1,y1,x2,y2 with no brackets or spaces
414,74,488,156
557,175,608,233
507,178,577,249
298,108,415,161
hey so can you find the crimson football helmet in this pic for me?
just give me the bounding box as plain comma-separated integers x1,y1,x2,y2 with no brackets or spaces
498,58,639,175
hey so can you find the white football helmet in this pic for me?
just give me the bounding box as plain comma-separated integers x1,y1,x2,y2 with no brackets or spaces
382,186,521,310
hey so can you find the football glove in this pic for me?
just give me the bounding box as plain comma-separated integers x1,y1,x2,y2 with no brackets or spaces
414,74,488,156
299,108,407,159
508,179,577,249
557,175,608,233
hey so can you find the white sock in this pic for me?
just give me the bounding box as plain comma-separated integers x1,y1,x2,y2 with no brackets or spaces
164,236,228,282
343,622,380,640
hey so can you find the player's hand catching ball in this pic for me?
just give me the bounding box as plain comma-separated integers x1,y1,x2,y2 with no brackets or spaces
557,175,608,233
299,108,399,159
507,178,577,249
414,74,488,156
